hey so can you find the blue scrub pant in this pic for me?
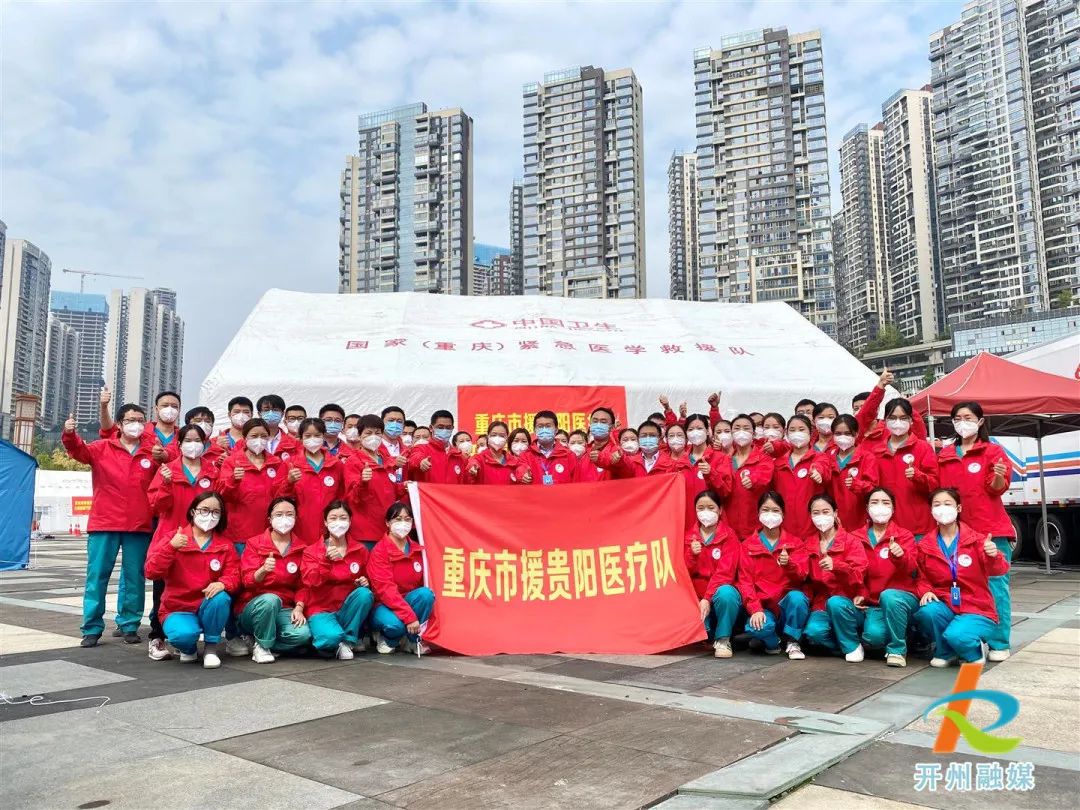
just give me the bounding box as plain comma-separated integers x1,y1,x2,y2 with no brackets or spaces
743,591,809,650
308,586,375,651
238,594,312,652
82,531,150,636
805,595,867,654
988,537,1012,651
913,601,997,662
162,592,232,654
224,543,245,639
370,587,434,642
861,590,920,655
704,585,743,641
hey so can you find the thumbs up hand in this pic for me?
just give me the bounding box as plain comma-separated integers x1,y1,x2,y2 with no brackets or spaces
169,529,188,549
152,442,167,462
984,534,998,557
778,548,790,566
819,554,833,572
100,387,111,406
160,465,173,483
361,465,373,482
905,465,915,480
878,368,894,388
261,554,277,573
888,537,904,558
741,469,753,490
64,413,76,433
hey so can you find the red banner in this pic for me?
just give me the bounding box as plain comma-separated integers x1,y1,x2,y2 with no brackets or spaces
413,474,703,655
456,384,628,439
71,496,93,515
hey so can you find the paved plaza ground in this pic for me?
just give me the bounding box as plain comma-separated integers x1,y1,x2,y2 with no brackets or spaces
1,537,1077,809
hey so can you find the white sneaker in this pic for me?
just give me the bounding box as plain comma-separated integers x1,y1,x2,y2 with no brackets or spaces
930,656,957,668
251,643,275,664
374,632,395,654
886,654,907,668
203,652,221,669
988,648,1010,662
225,635,251,657
713,638,733,658
336,641,354,660
148,638,172,661
844,644,865,663
785,642,805,660
179,651,198,663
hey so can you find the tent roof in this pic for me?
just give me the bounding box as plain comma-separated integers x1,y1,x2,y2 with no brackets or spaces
0,439,37,467
1007,333,1080,378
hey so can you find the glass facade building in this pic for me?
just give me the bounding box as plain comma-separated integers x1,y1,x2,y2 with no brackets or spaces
667,151,699,300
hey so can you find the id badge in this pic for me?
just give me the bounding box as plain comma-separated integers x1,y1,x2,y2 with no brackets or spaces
950,585,962,607
542,473,554,486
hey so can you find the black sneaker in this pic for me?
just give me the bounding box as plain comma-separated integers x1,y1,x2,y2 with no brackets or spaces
81,634,101,648
122,631,140,644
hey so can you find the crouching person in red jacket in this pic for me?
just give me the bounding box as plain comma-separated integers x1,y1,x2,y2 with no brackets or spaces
685,491,743,659
367,502,434,655
144,493,240,669
301,501,374,660
913,488,1010,667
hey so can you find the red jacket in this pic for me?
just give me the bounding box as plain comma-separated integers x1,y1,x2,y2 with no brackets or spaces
279,452,345,547
673,448,732,529
663,404,722,428
62,431,159,533
464,447,521,485
857,386,928,444
684,523,741,599
215,451,287,544
144,525,241,624
380,439,410,484
870,437,939,537
201,441,226,469
736,529,809,616
803,529,868,611
602,449,689,480
770,449,833,538
576,437,616,482
407,438,465,484
231,431,301,463
147,458,219,545
937,442,1014,538
827,444,880,532
515,441,580,485
596,442,641,480
300,538,370,616
237,530,308,613
367,534,426,623
724,447,775,540
915,523,1009,621
851,522,919,603
344,449,406,540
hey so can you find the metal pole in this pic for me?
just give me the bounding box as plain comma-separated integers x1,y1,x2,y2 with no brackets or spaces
1036,420,1051,575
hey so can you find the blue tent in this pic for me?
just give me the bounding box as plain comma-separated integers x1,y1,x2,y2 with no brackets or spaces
0,439,37,570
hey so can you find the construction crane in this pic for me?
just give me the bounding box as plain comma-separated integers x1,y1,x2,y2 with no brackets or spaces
62,268,144,294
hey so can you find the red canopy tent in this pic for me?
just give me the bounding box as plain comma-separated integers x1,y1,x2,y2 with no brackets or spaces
912,352,1080,572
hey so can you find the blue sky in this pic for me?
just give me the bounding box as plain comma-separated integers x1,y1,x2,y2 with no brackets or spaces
2,0,961,403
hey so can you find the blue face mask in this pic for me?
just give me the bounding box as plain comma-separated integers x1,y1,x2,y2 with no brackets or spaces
324,420,343,436
434,427,454,443
590,422,610,439
640,436,660,452
384,420,404,438
260,410,283,426
536,426,556,443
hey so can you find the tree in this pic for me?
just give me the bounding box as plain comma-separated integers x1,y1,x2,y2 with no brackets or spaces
33,438,89,471
922,368,937,388
1054,289,1074,309
864,323,911,354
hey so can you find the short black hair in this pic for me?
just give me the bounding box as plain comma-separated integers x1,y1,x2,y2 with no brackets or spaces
345,413,362,423
684,412,711,431
319,403,346,420
384,500,413,522
430,409,454,425
285,404,307,416
241,418,269,437
323,499,351,520
185,406,213,424
155,391,180,405
359,414,384,432
590,406,615,422
178,423,206,444
852,391,871,405
381,405,405,420
648,411,664,421
228,396,253,412
116,403,146,422
298,417,325,436
257,394,286,412
534,410,558,427
555,429,569,439
808,493,838,513
758,490,785,511
569,429,588,440
795,398,816,410
267,496,297,520
812,402,837,418
404,419,417,429
638,420,661,435
187,491,227,535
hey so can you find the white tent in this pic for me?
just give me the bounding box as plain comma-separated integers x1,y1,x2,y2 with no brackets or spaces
1006,333,1080,377
34,470,93,534
200,290,879,426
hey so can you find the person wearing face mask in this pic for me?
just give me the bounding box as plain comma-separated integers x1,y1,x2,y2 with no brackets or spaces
380,406,410,483
685,491,743,658
408,410,466,484
671,419,731,529
602,422,687,479
757,412,789,457
710,418,734,456
684,414,715,466
850,487,919,667
318,403,350,458
555,429,570,447
515,411,581,485
281,417,346,546
255,394,300,461
301,501,374,659
216,419,288,551
453,431,475,457
144,493,239,669
597,428,642,480
936,401,1014,661
749,413,765,442
801,495,869,661
146,424,220,660
736,491,810,659
724,414,775,539
869,398,939,538
855,368,928,445
579,407,619,483
341,413,365,454
659,392,723,431
567,430,589,461
283,404,307,439
344,415,406,541
411,425,432,446
98,391,181,465
826,414,879,532
218,396,254,452
236,497,312,663
913,489,1009,666
794,399,816,419
465,422,519,485
184,407,225,468
811,403,839,453
507,428,531,458
367,502,434,654
63,403,161,648
476,435,489,452
770,414,832,539
401,420,418,448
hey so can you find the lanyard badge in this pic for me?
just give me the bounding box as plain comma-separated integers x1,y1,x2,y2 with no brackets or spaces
937,532,961,607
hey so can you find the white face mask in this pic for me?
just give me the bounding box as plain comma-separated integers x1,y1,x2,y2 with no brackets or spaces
812,513,835,533
886,418,910,436
668,436,687,452
763,427,783,441
122,421,145,439
732,429,753,447
362,434,382,451
230,412,250,429
932,504,959,526
621,440,639,454
759,511,783,529
833,434,856,452
344,427,360,442
158,406,179,424
413,438,429,446
815,417,833,435
697,509,719,528
687,428,708,446
569,443,586,457
953,419,979,439
285,418,302,435
389,519,412,539
716,431,733,449
511,441,529,455
193,512,220,532
327,519,350,538
271,515,295,534
192,421,214,439
868,503,893,524
246,437,268,455
303,436,324,453
787,431,810,448
488,435,507,451
754,426,765,440
402,434,415,448
457,441,473,455
181,440,205,460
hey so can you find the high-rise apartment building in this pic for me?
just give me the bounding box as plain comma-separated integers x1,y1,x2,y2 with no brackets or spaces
0,238,51,430
509,180,524,295
105,287,184,409
42,315,78,428
50,291,109,426
694,29,836,335
836,124,889,352
472,243,512,296
339,103,474,296
668,152,699,300
522,66,646,299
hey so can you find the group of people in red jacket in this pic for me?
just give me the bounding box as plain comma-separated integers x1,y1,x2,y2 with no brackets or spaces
62,366,1015,670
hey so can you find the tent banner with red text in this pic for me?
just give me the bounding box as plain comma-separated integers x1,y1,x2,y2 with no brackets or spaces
456,385,628,439
409,474,704,655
